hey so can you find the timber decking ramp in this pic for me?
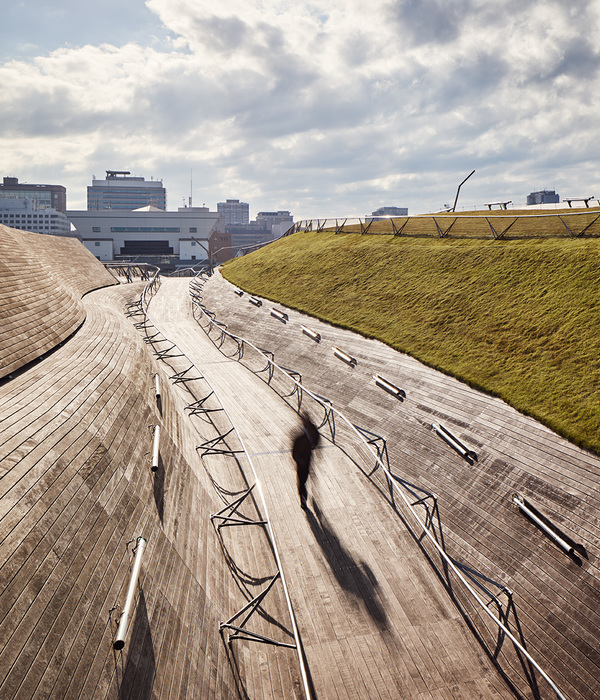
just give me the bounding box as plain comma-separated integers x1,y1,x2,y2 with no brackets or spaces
198,270,600,700
0,225,116,379
0,234,302,699
0,281,250,698
146,277,519,699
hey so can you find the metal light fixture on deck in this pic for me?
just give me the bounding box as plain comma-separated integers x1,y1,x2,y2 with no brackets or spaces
151,425,160,472
432,423,477,462
270,308,288,322
114,536,147,650
301,325,321,342
374,374,405,399
512,494,575,556
332,346,357,367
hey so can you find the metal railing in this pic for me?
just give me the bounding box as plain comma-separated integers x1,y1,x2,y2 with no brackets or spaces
104,262,159,283
188,272,566,700
287,208,600,240
125,273,313,699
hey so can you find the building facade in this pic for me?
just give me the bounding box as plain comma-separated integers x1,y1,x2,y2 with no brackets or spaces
526,190,560,205
0,176,67,212
67,206,222,262
209,230,233,264
87,171,166,210
217,199,250,226
368,206,408,219
255,210,293,231
0,197,71,236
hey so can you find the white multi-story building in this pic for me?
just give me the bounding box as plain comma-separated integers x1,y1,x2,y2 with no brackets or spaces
0,197,71,236
67,206,223,262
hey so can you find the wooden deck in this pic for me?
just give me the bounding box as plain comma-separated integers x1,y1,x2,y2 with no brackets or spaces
1,227,598,699
0,226,116,379
0,231,299,699
146,278,520,699
196,270,600,700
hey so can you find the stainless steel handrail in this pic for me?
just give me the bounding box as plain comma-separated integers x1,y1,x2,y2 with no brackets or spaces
189,275,566,700
133,276,313,700
288,208,600,239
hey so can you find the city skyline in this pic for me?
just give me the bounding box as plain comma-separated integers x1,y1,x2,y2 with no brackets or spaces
1,1,599,218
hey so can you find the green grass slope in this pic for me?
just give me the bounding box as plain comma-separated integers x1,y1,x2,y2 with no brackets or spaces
222,231,600,454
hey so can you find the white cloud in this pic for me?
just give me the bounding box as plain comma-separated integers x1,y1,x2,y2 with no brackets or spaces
1,0,600,216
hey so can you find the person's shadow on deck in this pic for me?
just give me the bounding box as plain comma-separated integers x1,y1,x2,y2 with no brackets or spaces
306,500,387,629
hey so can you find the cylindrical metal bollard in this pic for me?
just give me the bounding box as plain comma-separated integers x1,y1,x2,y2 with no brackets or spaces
114,536,147,650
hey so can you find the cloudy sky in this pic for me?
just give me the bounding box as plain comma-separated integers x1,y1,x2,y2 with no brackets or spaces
2,0,599,218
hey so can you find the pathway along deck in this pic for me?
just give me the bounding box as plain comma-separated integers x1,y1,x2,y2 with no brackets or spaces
147,278,517,700
0,281,258,699
199,270,600,700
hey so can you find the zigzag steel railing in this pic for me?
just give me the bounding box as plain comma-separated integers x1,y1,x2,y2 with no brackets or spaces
188,273,566,700
287,209,600,239
129,272,313,700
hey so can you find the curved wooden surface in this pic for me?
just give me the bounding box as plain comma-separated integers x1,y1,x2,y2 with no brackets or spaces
0,279,283,699
147,278,518,699
2,239,598,699
198,270,600,700
0,225,116,380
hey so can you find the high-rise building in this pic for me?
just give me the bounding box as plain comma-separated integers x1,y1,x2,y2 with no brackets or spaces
217,199,249,226
0,176,67,213
87,171,166,210
526,190,560,205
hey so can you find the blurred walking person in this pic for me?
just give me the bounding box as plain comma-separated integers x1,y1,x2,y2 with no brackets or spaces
292,412,320,509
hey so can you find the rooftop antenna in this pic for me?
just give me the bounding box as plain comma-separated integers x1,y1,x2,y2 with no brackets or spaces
189,169,193,207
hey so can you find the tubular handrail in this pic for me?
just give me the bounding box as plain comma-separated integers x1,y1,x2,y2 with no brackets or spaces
132,275,313,700
188,275,566,700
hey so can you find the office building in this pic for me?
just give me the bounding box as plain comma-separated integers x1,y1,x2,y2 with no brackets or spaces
255,211,294,238
368,206,408,220
526,190,560,205
87,171,166,210
255,211,293,230
0,176,67,213
0,197,71,236
217,199,250,226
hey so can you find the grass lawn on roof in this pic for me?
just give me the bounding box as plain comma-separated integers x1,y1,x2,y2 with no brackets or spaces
221,230,600,455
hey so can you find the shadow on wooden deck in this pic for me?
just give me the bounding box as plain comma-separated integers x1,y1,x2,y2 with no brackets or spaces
117,590,155,700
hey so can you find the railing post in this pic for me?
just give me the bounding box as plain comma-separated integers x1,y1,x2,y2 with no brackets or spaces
114,536,147,650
